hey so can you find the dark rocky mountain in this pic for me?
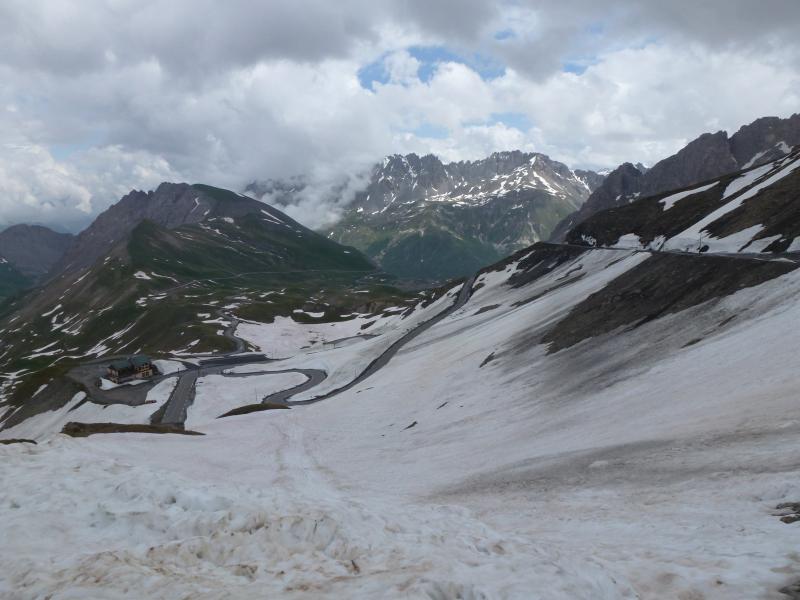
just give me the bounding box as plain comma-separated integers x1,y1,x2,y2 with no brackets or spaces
53,183,299,275
550,113,800,241
252,151,604,282
566,145,800,254
0,224,73,279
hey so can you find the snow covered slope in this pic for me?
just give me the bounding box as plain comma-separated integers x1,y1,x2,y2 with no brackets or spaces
2,238,799,598
569,146,800,254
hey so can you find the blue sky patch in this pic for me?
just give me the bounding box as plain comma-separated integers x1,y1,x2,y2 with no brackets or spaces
358,45,505,91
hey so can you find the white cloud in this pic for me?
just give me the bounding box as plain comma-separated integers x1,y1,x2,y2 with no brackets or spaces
384,51,422,85
0,143,178,231
0,1,798,232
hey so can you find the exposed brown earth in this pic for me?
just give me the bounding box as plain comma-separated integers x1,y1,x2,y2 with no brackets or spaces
61,422,204,437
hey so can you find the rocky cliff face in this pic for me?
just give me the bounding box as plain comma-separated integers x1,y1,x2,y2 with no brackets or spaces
550,113,800,241
729,114,800,166
549,163,645,242
566,146,800,255
0,225,73,279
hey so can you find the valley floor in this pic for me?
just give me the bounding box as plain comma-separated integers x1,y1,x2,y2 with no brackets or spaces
2,248,800,599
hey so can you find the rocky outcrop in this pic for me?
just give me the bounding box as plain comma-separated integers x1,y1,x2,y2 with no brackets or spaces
549,163,643,242
729,114,800,166
639,131,739,197
551,113,800,241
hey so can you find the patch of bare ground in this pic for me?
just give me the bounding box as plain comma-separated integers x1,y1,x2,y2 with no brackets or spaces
61,422,204,437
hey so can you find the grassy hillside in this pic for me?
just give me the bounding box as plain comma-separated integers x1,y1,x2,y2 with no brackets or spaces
0,188,411,411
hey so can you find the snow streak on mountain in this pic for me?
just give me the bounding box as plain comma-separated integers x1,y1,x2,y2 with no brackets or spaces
252,151,604,281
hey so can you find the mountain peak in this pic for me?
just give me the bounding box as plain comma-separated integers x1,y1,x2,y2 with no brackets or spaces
51,182,283,276
550,113,800,241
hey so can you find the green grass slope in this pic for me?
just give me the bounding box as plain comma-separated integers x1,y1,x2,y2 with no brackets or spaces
0,185,412,412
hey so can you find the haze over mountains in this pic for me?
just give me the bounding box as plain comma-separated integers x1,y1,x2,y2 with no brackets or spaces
1,112,796,303
252,151,603,280
1,113,797,299
0,225,74,301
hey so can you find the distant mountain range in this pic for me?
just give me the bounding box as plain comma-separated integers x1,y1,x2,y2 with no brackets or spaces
246,114,799,281
250,151,604,281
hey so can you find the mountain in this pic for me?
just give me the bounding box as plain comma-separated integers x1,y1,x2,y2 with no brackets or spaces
251,151,604,282
0,224,74,279
0,224,73,302
0,183,406,412
568,145,800,254
53,182,298,276
550,113,800,240
2,159,799,598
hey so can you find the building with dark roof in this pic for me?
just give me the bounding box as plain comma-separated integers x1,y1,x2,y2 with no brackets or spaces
106,355,155,383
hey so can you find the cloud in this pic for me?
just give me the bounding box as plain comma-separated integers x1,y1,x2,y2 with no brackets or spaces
0,0,798,232
0,142,179,231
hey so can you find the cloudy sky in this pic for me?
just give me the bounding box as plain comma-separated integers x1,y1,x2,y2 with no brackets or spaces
1,0,799,231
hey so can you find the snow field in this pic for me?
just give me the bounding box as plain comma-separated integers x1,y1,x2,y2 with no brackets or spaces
186,371,308,428
2,246,800,597
0,378,178,442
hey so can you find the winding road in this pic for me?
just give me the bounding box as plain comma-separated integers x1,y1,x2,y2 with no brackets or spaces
280,274,476,406
82,240,800,426
79,241,800,426
158,276,476,423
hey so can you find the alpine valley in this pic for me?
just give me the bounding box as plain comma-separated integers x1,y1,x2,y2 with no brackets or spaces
1,134,800,598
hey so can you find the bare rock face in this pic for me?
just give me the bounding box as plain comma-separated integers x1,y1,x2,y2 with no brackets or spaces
52,183,208,274
729,114,800,166
0,225,73,279
550,113,800,242
549,163,644,243
639,131,738,197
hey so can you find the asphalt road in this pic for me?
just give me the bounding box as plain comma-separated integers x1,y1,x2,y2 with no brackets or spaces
160,369,198,424
164,275,477,419
260,369,327,404
158,312,273,424
287,274,477,406
551,241,800,264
